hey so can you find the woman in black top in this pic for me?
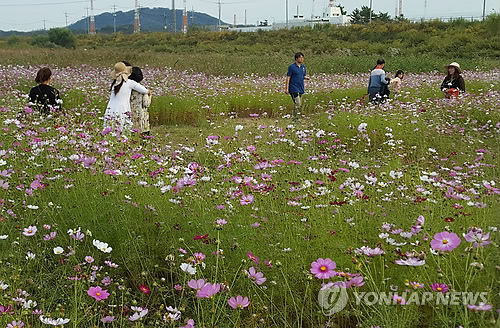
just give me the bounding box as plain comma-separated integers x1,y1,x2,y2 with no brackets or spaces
440,62,465,98
29,67,62,114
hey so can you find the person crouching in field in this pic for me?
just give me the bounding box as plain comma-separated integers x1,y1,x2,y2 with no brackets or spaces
285,52,310,121
104,62,151,133
441,62,465,98
368,59,390,104
389,70,404,95
29,67,62,114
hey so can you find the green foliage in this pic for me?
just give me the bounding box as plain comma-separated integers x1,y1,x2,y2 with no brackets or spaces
47,28,76,49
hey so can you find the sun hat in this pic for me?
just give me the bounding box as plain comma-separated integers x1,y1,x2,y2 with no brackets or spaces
445,62,461,74
110,62,132,84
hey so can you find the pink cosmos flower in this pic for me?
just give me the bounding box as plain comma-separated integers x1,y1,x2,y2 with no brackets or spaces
240,194,254,205
0,304,14,314
7,321,24,328
463,228,491,247
23,226,37,237
247,267,266,285
431,283,449,293
216,219,227,226
346,276,365,288
395,258,425,266
310,258,336,279
87,286,110,301
228,295,250,309
430,231,461,251
467,303,492,312
179,319,195,328
410,282,425,289
193,252,206,263
392,295,406,305
101,316,115,323
196,283,220,298
247,251,260,264
188,279,206,291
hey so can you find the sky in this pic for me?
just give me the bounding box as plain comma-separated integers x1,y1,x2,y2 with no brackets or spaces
0,0,498,32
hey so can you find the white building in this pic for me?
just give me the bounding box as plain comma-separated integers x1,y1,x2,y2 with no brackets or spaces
272,0,350,30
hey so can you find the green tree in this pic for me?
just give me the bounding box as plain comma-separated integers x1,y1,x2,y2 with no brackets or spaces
350,6,377,24
47,28,76,48
377,12,392,22
337,5,347,16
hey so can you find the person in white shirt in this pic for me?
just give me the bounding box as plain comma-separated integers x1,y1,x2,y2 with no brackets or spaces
389,70,404,94
104,62,151,133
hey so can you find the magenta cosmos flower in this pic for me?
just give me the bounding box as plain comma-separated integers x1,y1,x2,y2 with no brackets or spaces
228,295,250,309
310,258,336,279
87,286,110,301
392,295,406,305
431,283,449,293
430,231,461,251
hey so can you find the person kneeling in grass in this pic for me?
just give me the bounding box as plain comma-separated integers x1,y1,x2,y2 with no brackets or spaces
441,62,465,98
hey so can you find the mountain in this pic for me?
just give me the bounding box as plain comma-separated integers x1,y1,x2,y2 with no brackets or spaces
68,7,227,33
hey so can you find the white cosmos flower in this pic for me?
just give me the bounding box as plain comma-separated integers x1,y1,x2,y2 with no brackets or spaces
26,252,36,260
93,239,112,253
53,247,64,255
40,315,70,325
129,308,148,321
0,281,8,290
180,263,196,275
0,235,8,239
23,299,37,308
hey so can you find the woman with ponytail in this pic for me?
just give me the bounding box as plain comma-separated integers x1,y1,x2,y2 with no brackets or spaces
104,62,151,133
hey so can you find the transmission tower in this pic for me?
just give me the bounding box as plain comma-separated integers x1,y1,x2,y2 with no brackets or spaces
89,0,96,34
134,0,140,33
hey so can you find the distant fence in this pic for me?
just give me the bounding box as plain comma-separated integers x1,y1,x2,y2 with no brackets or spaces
407,16,486,23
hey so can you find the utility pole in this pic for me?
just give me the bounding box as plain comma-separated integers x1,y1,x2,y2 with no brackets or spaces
89,0,96,34
164,11,168,31
218,0,222,29
65,12,69,27
85,7,89,34
43,18,46,30
112,4,117,33
369,0,373,23
286,0,289,28
482,0,486,20
172,0,176,32
398,0,402,17
191,6,194,26
244,9,247,27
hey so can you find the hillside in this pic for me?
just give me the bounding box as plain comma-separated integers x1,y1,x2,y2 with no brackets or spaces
69,7,226,33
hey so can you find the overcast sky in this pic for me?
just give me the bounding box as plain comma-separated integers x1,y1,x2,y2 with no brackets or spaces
0,0,498,32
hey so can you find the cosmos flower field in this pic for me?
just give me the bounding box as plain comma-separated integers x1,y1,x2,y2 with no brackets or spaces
0,64,499,327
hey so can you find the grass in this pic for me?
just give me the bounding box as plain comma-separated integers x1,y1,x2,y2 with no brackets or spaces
0,60,498,327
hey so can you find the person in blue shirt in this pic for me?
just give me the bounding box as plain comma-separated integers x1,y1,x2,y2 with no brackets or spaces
368,59,390,104
286,52,310,121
